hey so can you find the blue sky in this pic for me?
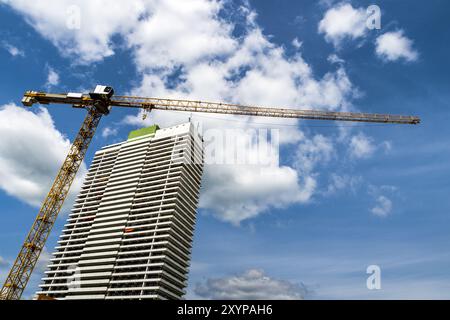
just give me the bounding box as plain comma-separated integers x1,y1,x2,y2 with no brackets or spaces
0,0,450,299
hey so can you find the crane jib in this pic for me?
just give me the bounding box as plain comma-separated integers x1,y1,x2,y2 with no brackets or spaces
21,91,420,125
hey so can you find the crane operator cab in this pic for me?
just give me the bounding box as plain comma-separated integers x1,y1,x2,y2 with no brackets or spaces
89,85,114,115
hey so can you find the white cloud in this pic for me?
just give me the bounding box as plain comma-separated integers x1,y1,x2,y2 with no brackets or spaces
292,37,302,49
1,41,25,57
375,30,418,62
5,0,364,224
46,67,60,88
0,104,86,210
200,164,313,226
318,3,367,46
126,0,236,72
324,173,362,195
368,184,397,217
2,0,147,64
197,130,334,226
295,133,334,173
101,126,118,138
4,0,356,108
3,0,235,66
348,133,393,159
349,133,375,159
371,195,392,217
194,269,308,300
327,53,345,64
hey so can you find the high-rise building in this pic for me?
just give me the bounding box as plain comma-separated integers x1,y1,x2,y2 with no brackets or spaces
36,122,204,300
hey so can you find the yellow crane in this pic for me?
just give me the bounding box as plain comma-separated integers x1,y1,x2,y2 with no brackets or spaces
0,85,420,300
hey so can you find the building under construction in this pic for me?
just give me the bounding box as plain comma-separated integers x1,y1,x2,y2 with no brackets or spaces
36,122,204,300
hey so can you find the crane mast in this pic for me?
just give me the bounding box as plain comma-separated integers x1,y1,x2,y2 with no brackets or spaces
0,107,103,300
0,86,420,300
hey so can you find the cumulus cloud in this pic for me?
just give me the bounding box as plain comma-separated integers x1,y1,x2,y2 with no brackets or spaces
200,163,312,225
318,3,367,46
45,67,60,88
2,0,148,64
319,3,419,63
292,37,302,49
327,53,345,65
348,133,393,159
101,126,118,138
375,30,418,62
4,0,367,224
4,0,356,109
324,173,362,195
3,0,237,66
371,195,392,217
0,104,86,210
295,133,334,173
126,0,236,72
1,41,25,57
368,184,397,217
194,269,308,300
349,133,375,159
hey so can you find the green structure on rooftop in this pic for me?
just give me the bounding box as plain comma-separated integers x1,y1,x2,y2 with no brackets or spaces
128,125,160,140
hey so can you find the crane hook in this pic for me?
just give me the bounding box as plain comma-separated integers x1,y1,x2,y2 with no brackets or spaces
142,103,154,120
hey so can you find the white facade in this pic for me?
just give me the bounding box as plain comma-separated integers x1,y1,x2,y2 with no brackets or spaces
37,122,204,300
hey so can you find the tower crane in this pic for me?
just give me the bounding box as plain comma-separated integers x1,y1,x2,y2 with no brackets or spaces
0,85,420,300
